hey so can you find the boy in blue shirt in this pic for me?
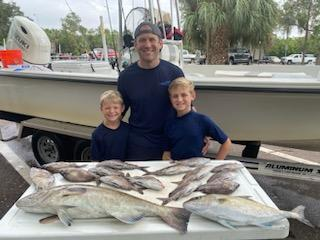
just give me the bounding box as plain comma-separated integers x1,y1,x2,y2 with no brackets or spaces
91,90,129,161
163,77,232,160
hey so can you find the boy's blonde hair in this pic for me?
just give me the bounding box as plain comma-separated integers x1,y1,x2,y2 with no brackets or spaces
168,77,195,94
100,90,124,108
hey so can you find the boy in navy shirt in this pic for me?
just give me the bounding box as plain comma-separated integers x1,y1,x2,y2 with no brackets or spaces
163,77,232,160
91,90,129,161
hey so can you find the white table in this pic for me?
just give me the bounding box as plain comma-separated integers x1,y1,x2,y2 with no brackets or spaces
0,160,289,240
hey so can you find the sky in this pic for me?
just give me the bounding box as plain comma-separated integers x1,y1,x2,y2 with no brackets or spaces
4,0,302,38
4,0,176,31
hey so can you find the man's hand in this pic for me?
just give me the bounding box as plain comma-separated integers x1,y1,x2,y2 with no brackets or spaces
202,136,211,155
162,151,171,160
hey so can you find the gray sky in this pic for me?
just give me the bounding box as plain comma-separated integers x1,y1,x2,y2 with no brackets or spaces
4,0,175,30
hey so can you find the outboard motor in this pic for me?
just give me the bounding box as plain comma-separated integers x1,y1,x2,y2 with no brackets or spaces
6,16,51,65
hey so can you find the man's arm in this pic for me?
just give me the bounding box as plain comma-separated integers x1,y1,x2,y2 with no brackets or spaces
215,138,232,160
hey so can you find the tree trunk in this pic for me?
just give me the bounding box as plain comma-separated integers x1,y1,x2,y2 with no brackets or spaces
206,26,229,64
301,0,312,65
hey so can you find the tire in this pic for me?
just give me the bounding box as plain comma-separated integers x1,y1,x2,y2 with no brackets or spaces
32,131,72,165
287,60,292,65
229,58,234,65
73,140,91,161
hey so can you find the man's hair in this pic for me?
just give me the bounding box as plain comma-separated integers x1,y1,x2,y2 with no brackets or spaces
100,90,124,108
169,77,195,93
134,21,162,39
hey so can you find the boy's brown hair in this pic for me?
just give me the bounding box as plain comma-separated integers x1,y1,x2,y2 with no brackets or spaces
99,90,124,109
168,77,195,94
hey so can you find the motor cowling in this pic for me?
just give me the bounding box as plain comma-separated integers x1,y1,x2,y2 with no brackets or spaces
6,16,51,65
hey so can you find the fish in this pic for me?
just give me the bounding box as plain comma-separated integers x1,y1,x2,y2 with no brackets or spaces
158,179,203,206
211,162,243,173
88,166,124,177
96,160,149,172
30,167,55,191
171,157,211,167
146,164,194,176
16,184,191,233
175,165,214,185
125,174,165,191
183,194,314,229
99,175,144,194
196,180,240,194
206,171,237,183
59,168,99,183
42,162,86,173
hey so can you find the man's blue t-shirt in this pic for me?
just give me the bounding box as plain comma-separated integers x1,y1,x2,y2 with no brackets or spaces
164,111,228,160
118,60,184,158
91,121,129,161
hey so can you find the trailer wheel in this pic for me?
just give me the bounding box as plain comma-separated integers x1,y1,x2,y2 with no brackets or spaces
32,131,69,165
73,140,91,161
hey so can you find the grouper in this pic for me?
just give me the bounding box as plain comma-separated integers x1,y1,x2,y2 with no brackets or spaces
16,184,191,233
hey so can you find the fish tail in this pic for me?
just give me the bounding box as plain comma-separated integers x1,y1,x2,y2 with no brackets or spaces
290,205,314,228
158,206,191,234
157,197,171,206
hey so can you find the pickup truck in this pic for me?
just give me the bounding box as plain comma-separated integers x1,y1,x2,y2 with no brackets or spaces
227,48,252,65
281,54,316,65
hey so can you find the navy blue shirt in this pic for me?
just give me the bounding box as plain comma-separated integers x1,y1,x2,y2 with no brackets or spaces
91,121,129,161
118,60,184,158
164,111,228,160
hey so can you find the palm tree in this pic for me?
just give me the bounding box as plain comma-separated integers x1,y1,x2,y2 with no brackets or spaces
182,0,278,64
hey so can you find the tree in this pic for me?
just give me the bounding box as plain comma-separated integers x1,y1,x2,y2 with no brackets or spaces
59,12,89,55
0,0,23,42
181,0,278,64
278,2,296,39
282,0,320,64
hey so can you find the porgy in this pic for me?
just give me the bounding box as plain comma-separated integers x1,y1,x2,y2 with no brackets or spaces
16,184,191,233
183,194,314,229
30,167,55,191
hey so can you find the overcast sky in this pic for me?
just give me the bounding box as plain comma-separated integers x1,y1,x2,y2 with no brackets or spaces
4,0,175,31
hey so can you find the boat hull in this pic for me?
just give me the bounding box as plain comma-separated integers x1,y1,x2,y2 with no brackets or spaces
1,70,320,142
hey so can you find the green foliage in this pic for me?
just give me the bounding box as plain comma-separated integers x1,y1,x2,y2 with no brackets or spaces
181,0,279,63
44,12,119,56
0,0,23,42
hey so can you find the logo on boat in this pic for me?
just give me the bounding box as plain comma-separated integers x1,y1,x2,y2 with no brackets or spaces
265,163,316,174
14,33,30,50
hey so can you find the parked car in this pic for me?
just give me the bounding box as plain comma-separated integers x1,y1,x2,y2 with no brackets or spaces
259,55,281,64
281,54,316,65
227,48,252,65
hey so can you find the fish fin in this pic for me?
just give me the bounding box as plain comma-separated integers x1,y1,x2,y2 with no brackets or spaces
171,181,181,185
57,207,73,226
108,210,145,224
135,187,144,195
140,167,150,173
39,215,59,224
158,206,191,234
216,219,237,229
290,205,314,228
157,197,170,206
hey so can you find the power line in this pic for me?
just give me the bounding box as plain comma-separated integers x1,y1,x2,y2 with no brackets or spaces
64,0,74,13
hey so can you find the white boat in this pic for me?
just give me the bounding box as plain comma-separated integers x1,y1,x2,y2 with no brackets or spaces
1,8,320,154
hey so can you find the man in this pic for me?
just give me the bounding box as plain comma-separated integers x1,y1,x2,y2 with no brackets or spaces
117,22,184,160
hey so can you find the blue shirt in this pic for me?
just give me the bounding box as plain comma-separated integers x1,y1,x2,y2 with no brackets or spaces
91,121,129,161
164,111,228,160
118,60,184,154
